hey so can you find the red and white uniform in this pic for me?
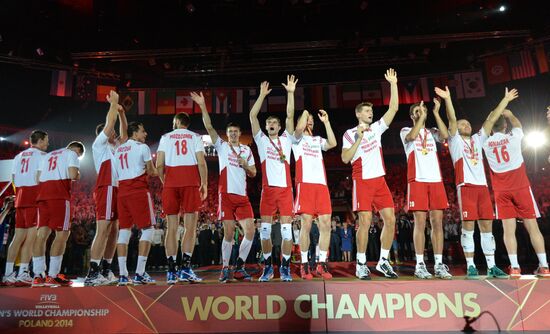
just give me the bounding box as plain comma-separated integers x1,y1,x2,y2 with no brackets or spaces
37,148,80,231
12,147,45,228
400,127,448,211
92,131,118,221
448,130,494,220
253,130,294,216
214,137,255,221
157,129,204,214
292,135,331,215
342,119,394,212
482,127,539,219
114,139,155,229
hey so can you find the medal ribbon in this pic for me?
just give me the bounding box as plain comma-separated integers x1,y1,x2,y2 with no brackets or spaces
268,136,285,161
461,136,475,160
420,128,428,152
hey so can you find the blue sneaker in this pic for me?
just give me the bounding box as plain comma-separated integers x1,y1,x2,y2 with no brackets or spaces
178,267,203,283
259,265,274,282
233,266,252,281
219,267,231,283
133,272,156,285
118,275,132,286
280,265,292,282
166,271,178,285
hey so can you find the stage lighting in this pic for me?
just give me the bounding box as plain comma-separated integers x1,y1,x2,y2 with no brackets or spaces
499,5,506,12
36,48,44,56
24,140,29,146
525,130,546,149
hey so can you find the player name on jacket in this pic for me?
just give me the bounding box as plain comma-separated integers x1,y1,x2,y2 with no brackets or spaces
169,133,194,140
21,151,34,157
117,146,132,153
487,138,510,147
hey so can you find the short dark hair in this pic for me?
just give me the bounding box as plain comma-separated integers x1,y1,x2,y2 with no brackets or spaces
266,116,281,125
409,102,421,116
66,141,85,155
127,121,143,138
174,113,191,127
30,130,48,145
493,115,507,132
226,122,240,130
96,123,105,136
355,102,373,114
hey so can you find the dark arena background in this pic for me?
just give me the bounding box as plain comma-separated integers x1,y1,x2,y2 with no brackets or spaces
1,1,550,333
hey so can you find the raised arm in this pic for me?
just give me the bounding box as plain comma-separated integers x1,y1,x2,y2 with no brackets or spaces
118,104,128,143
502,109,522,129
318,109,337,150
432,97,449,140
435,86,457,136
104,90,120,136
404,101,427,142
382,68,399,126
482,87,519,134
294,110,309,140
249,81,271,137
191,91,219,144
341,125,366,164
196,151,208,200
282,75,298,134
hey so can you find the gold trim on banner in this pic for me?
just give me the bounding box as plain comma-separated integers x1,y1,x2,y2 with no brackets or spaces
507,280,538,331
483,280,519,306
128,286,159,334
517,298,550,326
144,285,174,312
93,287,152,331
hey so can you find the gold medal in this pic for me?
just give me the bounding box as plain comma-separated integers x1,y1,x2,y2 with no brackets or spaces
471,158,478,166
280,154,286,163
421,148,428,155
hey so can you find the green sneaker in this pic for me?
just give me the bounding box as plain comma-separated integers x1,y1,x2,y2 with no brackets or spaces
466,265,479,279
487,266,509,279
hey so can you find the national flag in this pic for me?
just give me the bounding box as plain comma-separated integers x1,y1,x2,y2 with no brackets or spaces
267,87,287,113
341,84,362,108
535,44,549,74
96,85,116,102
175,90,194,114
248,88,267,113
120,91,138,115
461,71,485,98
137,89,157,115
509,50,536,80
74,75,96,101
431,73,464,99
233,89,244,113
213,89,231,114
361,83,382,106
156,89,175,115
50,70,73,97
309,85,324,110
324,84,342,109
193,90,213,114
485,55,511,85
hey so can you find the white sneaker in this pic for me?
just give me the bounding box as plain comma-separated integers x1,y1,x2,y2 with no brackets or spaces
355,262,371,280
414,263,433,279
16,271,33,286
84,272,109,287
103,270,118,285
376,258,399,278
2,272,17,286
434,263,453,279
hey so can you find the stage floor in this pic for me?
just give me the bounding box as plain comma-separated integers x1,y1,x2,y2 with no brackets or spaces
59,261,545,287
